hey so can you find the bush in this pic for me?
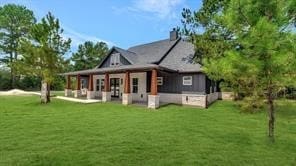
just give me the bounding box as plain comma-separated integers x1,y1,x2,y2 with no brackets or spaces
0,70,11,90
238,95,264,113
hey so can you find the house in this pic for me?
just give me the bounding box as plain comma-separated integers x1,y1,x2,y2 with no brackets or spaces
62,29,219,108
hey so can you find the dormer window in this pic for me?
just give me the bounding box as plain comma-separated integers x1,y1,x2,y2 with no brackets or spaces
110,53,120,67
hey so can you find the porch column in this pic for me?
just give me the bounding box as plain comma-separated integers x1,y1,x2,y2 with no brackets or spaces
74,74,81,98
148,69,159,109
64,75,72,97
102,73,111,102
87,74,95,99
122,71,132,105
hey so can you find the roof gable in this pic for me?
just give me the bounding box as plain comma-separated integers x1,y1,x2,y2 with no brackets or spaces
97,47,133,68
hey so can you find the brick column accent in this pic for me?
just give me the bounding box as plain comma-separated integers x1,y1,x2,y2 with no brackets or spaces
123,71,132,105
76,74,81,90
88,74,94,91
104,73,110,92
124,71,130,93
74,74,81,98
66,75,71,89
150,69,158,95
102,73,111,102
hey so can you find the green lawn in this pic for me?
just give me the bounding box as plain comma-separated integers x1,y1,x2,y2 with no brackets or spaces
0,96,295,166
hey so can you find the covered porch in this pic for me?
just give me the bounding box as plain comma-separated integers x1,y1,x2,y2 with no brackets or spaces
63,64,176,109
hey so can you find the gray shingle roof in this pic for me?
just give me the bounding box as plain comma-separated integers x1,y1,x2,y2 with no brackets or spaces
69,38,202,75
127,39,179,64
159,40,201,72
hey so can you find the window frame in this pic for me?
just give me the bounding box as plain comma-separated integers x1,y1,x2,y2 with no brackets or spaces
132,78,138,93
110,53,120,66
96,79,100,91
182,76,192,86
157,77,163,86
100,79,105,91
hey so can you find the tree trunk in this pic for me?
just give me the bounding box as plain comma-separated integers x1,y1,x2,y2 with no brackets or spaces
41,81,51,104
9,52,15,89
267,88,275,141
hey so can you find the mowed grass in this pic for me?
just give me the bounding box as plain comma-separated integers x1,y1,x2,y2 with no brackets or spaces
0,96,295,166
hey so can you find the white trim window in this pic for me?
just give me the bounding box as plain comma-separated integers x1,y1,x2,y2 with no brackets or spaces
157,77,163,85
96,79,100,91
110,53,120,66
183,76,192,86
132,78,138,93
100,79,105,91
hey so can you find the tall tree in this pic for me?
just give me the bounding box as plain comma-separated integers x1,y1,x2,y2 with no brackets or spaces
182,0,296,140
0,4,36,88
71,41,108,70
18,12,71,103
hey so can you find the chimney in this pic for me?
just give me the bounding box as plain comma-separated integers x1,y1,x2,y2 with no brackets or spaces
170,28,178,41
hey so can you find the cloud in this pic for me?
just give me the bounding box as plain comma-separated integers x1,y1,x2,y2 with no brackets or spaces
113,0,185,20
62,26,115,50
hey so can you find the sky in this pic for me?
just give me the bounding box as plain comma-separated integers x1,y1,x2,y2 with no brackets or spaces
0,0,202,53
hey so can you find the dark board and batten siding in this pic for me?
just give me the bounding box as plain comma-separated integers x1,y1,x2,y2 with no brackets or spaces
100,50,131,68
147,71,207,94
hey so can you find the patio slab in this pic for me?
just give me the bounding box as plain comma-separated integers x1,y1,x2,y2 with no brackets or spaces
55,96,101,103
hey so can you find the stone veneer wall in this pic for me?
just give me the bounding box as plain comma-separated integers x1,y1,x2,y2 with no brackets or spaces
207,92,219,105
218,92,234,100
159,92,219,108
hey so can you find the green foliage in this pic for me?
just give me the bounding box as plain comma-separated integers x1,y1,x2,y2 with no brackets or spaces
0,4,36,88
1,96,296,165
182,0,296,138
0,69,11,90
17,75,41,90
71,41,108,70
18,12,71,84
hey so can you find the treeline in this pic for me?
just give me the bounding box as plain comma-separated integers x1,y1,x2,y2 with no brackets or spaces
0,4,108,91
181,0,296,139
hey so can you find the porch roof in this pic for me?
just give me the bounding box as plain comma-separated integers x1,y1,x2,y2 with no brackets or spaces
62,64,177,76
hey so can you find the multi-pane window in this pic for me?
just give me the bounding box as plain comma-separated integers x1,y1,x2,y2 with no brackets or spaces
101,79,105,91
157,77,163,85
183,76,192,85
110,53,120,66
96,79,100,91
132,78,138,93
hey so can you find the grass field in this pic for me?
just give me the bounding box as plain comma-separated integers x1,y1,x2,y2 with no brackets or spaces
0,96,295,165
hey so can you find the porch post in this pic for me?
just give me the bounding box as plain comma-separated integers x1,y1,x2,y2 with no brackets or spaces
74,74,81,98
122,71,132,105
87,74,95,99
64,75,72,97
102,73,111,102
148,69,159,109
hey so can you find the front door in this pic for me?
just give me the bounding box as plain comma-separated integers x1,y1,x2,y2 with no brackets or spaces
110,78,120,97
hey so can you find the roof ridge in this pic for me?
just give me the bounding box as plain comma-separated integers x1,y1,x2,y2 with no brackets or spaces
127,38,173,50
156,38,181,64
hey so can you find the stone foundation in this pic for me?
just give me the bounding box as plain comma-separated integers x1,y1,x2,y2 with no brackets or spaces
218,92,234,100
87,91,95,99
181,94,207,108
148,95,160,109
64,89,72,97
207,92,219,105
102,92,111,102
122,93,132,105
74,90,81,98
